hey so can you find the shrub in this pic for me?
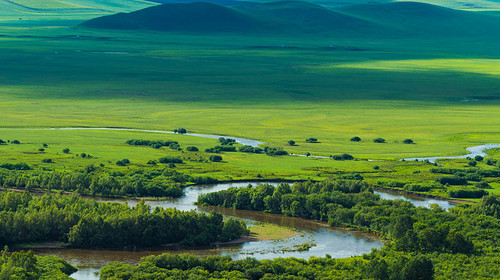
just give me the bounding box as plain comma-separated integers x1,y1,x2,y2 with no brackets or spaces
485,158,497,165
436,176,467,185
173,128,187,134
468,160,477,167
116,159,130,166
403,139,414,144
43,143,48,147
0,163,31,170
186,146,199,152
218,137,236,145
305,138,318,143
0,139,5,144
209,155,223,162
475,181,491,189
239,145,263,153
81,153,87,158
38,148,45,152
350,136,361,142
404,184,432,192
332,153,354,160
63,148,70,154
474,155,483,161
373,138,386,143
42,159,53,163
158,157,183,164
373,165,380,170
288,140,295,146
449,189,488,198
11,140,20,144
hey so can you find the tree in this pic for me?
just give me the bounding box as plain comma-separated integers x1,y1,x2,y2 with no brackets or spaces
81,153,87,158
373,138,386,143
403,139,414,144
474,155,483,161
350,136,361,142
186,146,199,151
288,140,295,146
174,128,187,134
62,148,70,154
401,255,434,280
209,155,222,162
468,160,477,167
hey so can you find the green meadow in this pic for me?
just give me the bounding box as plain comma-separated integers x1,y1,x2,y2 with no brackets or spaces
0,0,500,199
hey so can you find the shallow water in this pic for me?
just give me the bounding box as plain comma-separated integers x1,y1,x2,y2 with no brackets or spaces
403,143,500,163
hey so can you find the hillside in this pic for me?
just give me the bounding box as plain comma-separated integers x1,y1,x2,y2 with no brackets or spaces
80,2,269,32
337,1,500,37
80,1,384,35
79,1,500,37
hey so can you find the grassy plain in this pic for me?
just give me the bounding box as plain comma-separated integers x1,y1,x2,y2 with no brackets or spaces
1,6,500,199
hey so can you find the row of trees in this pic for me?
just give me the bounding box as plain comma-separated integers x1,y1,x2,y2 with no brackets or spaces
100,252,435,280
0,192,248,248
0,167,217,198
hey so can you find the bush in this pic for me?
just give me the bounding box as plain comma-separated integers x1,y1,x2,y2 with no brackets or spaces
373,138,386,143
474,155,484,161
288,140,295,146
158,157,183,164
0,139,5,144
306,138,318,143
11,140,20,144
468,160,477,167
218,137,236,145
116,159,130,166
209,155,223,162
403,139,414,144
81,153,87,158
186,146,199,152
42,159,53,163
173,128,187,134
264,147,288,156
475,181,491,189
38,148,45,152
0,163,31,170
332,153,354,160
449,189,488,198
436,176,467,185
239,145,263,153
350,136,361,142
63,148,70,154
485,158,497,165
404,184,432,192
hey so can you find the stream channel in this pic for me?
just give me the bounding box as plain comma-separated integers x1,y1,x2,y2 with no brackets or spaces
32,182,456,280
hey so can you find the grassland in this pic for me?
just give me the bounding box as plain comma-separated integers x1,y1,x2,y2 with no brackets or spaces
0,2,500,200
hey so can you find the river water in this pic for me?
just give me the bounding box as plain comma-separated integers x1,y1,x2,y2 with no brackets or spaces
31,182,459,280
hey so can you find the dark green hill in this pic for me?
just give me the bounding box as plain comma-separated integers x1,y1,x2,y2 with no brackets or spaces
80,2,267,32
80,1,500,37
234,1,382,35
336,1,500,37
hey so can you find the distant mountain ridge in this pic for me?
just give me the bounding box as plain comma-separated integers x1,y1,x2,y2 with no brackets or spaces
79,1,500,37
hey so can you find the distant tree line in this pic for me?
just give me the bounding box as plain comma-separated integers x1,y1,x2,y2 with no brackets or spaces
0,167,217,198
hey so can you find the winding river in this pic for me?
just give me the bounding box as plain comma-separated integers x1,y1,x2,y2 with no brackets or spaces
31,182,459,280
403,144,500,163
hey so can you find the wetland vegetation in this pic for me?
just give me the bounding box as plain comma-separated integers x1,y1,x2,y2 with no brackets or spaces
1,0,500,278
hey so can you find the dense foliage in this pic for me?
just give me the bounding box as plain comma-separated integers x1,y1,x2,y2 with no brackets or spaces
0,192,248,248
0,167,217,198
194,180,500,279
0,248,77,280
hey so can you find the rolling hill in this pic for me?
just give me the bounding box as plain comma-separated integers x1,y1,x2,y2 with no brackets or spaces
80,1,500,37
336,1,500,37
79,1,385,35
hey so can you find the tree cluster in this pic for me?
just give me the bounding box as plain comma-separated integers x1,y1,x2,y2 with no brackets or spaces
0,192,248,248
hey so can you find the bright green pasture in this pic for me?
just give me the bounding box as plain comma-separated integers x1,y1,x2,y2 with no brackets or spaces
0,28,499,161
